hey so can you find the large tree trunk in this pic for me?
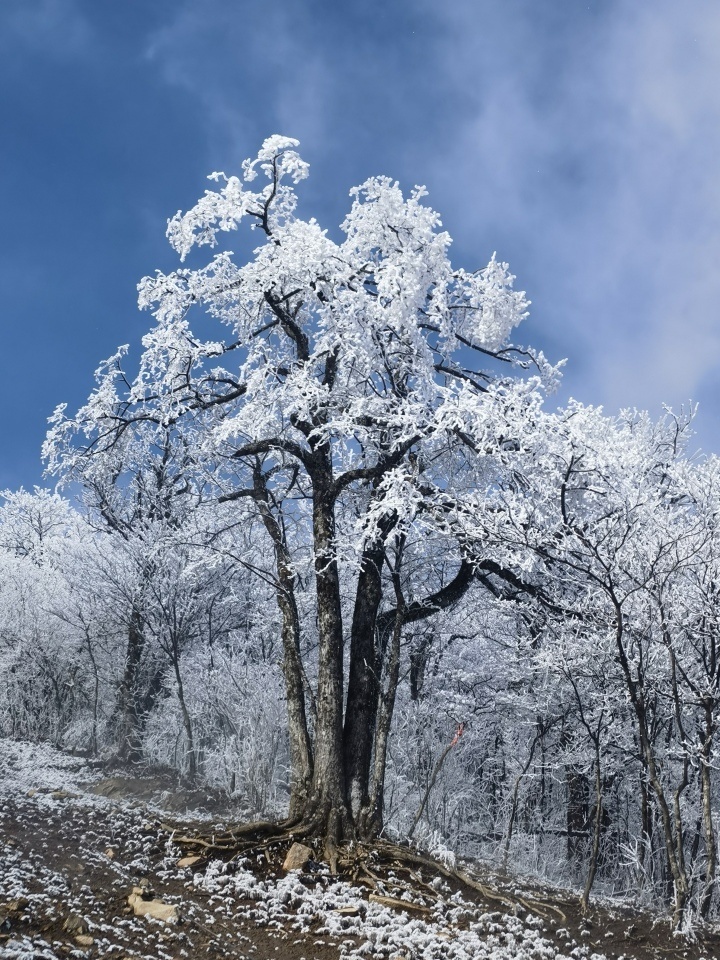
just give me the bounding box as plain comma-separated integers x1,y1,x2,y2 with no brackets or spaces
304,453,353,849
113,606,147,763
343,541,385,819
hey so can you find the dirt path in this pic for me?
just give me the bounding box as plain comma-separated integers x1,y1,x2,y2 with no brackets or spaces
2,741,719,960
0,743,344,959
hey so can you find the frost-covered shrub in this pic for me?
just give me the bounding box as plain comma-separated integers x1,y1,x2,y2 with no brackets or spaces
143,644,289,815
0,554,79,744
0,492,126,752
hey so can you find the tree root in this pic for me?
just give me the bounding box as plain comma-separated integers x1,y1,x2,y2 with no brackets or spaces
372,841,567,923
159,818,566,924
369,893,431,914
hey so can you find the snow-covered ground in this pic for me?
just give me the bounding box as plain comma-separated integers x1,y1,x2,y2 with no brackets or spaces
0,740,715,960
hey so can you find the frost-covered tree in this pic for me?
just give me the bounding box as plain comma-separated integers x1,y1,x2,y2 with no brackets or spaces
475,403,720,925
0,489,124,750
44,136,558,848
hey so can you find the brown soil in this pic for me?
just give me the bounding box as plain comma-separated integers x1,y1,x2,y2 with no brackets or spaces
1,767,719,960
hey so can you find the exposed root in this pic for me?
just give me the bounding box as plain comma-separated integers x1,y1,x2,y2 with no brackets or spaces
368,893,431,914
359,862,382,892
159,818,566,924
165,817,307,857
373,841,567,923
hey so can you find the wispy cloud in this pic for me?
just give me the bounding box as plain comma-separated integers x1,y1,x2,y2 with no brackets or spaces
0,0,94,59
143,1,332,168
93,0,720,445
423,0,720,438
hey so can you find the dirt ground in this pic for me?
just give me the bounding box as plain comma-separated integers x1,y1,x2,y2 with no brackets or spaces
1,742,719,960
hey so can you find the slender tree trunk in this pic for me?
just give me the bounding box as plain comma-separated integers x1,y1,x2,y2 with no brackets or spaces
361,545,406,839
581,738,603,911
699,700,717,918
639,768,652,886
254,466,313,821
358,556,476,839
566,766,588,866
502,732,540,872
82,625,100,756
613,607,689,926
170,638,197,781
409,737,459,842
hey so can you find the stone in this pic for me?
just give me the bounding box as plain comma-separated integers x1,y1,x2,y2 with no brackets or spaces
75,934,94,947
63,914,89,934
6,898,29,913
128,893,179,924
177,855,204,868
104,847,116,860
282,842,314,872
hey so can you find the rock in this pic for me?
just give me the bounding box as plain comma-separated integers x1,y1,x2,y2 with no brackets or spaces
104,847,116,860
75,934,94,947
6,898,29,913
128,893,179,924
177,855,204,868
282,842,314,872
63,914,89,934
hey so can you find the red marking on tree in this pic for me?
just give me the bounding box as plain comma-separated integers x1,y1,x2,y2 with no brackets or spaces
450,722,466,747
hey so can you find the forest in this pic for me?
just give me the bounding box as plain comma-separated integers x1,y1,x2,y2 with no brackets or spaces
2,136,719,931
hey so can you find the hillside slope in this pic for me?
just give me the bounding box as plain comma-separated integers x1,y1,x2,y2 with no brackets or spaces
1,741,718,960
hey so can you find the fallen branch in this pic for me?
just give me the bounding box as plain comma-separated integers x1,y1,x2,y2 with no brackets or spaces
368,893,431,914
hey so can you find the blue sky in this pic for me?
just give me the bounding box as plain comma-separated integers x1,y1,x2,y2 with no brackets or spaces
2,0,720,489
